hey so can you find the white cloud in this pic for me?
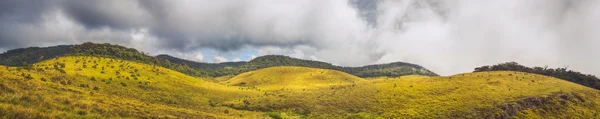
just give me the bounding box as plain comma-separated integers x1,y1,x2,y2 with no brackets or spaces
232,57,241,62
213,56,229,63
195,52,204,61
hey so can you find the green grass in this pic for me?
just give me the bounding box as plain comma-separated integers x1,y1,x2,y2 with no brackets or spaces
0,56,599,118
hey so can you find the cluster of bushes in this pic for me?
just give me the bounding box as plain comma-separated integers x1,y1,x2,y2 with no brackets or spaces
474,62,600,90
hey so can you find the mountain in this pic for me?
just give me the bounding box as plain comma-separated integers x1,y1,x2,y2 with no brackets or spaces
0,42,437,78
158,54,439,78
0,42,205,77
2,56,598,118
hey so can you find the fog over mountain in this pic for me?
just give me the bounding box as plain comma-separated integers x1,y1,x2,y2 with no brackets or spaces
0,0,598,76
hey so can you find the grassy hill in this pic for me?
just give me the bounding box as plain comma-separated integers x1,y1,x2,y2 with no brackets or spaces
227,66,363,90
475,62,600,90
0,42,437,78
223,70,600,118
0,42,205,77
0,56,267,118
0,56,599,118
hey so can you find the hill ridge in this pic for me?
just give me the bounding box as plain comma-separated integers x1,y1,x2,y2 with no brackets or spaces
0,42,438,78
157,54,438,78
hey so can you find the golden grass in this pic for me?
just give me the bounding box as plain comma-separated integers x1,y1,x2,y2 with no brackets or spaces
226,71,600,118
227,66,362,90
0,56,267,118
1,56,599,118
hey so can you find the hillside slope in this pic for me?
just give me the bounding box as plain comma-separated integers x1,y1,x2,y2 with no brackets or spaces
224,71,600,118
475,62,600,90
0,56,266,118
227,66,362,90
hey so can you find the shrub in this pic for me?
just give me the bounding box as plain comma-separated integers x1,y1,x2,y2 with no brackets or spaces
79,84,89,88
265,112,283,119
58,69,67,73
121,82,127,87
24,74,33,80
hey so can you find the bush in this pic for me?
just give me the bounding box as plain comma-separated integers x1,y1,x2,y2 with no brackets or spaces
79,84,89,88
120,82,127,87
23,74,33,80
265,112,283,119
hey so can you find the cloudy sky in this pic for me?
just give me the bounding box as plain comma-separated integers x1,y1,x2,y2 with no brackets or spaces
1,0,599,76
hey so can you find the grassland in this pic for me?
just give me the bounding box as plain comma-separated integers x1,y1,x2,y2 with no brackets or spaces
225,71,600,118
227,66,362,90
0,56,599,118
0,56,267,118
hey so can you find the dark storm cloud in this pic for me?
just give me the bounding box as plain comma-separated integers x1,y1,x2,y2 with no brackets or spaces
62,0,153,29
0,0,57,22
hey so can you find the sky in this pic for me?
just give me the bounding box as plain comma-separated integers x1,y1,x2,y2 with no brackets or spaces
0,0,599,76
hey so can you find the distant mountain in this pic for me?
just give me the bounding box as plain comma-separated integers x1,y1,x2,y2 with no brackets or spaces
158,54,438,77
155,54,245,76
0,45,71,66
0,42,437,78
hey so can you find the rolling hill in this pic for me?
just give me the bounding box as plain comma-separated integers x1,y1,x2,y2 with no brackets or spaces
0,44,599,118
227,66,363,90
0,56,266,118
475,62,600,90
224,71,600,118
0,42,437,78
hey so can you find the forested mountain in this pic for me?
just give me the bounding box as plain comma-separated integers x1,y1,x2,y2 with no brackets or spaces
0,45,70,66
0,42,437,78
158,54,439,77
474,62,600,90
0,42,205,77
